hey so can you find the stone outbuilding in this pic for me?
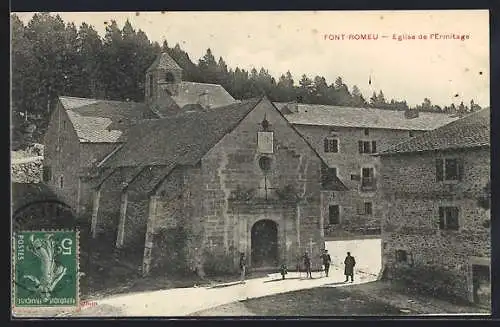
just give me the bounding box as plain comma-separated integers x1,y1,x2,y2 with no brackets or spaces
377,108,490,307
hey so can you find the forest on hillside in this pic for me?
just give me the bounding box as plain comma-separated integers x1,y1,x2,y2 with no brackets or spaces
11,13,483,146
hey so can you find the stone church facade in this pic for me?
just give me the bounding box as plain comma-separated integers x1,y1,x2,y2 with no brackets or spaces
91,97,328,276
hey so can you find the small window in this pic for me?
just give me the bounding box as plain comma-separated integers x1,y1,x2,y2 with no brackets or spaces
439,207,459,230
359,141,377,154
409,130,415,137
396,250,407,263
436,158,463,181
364,128,369,136
328,205,340,224
323,138,339,153
149,75,154,96
364,202,373,215
59,175,64,189
62,120,66,130
43,166,52,182
259,156,272,171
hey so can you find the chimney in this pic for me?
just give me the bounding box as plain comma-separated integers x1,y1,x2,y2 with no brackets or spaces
404,109,419,119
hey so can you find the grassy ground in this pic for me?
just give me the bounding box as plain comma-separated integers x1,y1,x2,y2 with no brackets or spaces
191,286,402,316
191,280,489,316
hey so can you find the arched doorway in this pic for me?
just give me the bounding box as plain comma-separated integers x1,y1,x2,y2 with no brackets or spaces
251,219,278,267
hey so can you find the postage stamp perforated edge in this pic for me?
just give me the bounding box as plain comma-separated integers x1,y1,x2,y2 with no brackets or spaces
11,229,81,315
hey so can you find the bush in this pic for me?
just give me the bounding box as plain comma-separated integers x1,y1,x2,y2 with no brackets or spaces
394,265,467,302
203,251,236,276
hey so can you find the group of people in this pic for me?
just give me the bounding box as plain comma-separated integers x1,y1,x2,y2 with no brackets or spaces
238,250,357,283
303,250,356,282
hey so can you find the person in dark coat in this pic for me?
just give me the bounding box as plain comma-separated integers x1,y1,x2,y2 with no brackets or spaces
239,252,246,282
303,252,312,279
320,249,332,277
344,252,356,282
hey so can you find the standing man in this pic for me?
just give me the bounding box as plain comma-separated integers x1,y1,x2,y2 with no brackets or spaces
344,252,356,283
320,249,332,277
303,252,312,279
239,252,247,283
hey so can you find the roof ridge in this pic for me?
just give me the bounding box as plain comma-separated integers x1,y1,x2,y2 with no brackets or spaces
377,107,490,155
180,81,227,87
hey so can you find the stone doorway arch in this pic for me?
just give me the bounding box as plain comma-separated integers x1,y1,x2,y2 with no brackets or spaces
251,219,278,268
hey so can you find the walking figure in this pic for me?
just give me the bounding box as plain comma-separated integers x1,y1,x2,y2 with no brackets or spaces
320,249,332,277
239,252,246,283
303,252,312,279
344,252,356,283
279,263,288,280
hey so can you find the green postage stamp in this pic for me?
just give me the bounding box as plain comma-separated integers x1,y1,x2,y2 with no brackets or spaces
13,230,79,307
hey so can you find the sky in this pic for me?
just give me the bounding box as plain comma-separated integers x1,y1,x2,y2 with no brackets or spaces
14,10,490,107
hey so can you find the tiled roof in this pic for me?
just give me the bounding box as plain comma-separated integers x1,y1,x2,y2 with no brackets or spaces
59,96,148,143
146,52,182,72
169,82,237,109
101,98,263,168
274,103,460,131
378,108,490,155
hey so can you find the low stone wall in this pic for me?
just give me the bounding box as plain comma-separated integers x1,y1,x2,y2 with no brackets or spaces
11,157,43,183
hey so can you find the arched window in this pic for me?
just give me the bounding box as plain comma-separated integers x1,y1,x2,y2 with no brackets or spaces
165,72,175,83
148,75,154,96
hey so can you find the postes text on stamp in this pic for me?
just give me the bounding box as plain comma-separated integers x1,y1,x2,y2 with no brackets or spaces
13,231,78,307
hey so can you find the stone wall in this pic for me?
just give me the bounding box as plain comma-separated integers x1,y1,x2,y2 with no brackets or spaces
380,147,490,301
11,158,43,183
42,103,81,209
294,124,425,237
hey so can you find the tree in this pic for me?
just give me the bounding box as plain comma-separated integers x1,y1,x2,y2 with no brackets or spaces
198,48,219,84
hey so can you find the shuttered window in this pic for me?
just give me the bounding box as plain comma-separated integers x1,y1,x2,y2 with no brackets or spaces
439,206,459,230
436,158,464,181
329,205,340,224
324,138,339,153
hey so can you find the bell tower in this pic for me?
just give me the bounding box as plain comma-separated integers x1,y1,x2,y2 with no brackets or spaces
145,52,183,105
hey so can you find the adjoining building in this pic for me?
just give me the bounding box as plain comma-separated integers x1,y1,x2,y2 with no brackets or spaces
377,108,490,307
275,102,460,238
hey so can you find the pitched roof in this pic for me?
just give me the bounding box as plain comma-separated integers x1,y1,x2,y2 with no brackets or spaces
146,52,182,72
378,108,490,155
59,96,147,143
101,98,263,168
169,82,237,109
274,103,460,131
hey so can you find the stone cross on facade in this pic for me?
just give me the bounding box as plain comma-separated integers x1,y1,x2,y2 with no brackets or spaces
258,175,278,200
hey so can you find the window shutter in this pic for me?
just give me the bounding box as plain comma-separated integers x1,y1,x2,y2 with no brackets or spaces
451,207,460,230
458,158,464,181
372,141,377,153
356,202,363,215
438,207,445,229
324,139,329,152
358,141,363,153
436,159,444,181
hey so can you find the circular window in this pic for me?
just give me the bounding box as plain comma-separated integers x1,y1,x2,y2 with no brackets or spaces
259,156,272,171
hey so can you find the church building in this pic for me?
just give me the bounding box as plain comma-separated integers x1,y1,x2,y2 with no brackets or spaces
91,96,331,276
